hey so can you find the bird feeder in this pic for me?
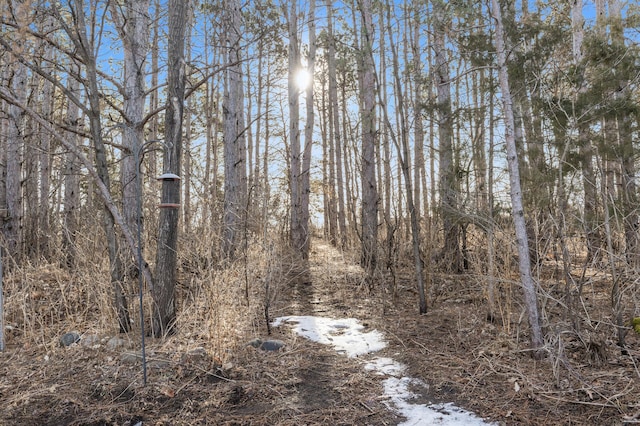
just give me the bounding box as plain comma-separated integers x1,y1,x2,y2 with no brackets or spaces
157,172,181,181
157,173,181,208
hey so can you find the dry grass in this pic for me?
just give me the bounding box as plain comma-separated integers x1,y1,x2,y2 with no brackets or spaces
1,228,640,425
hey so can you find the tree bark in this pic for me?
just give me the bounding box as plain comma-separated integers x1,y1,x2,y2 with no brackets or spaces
111,0,150,275
491,0,544,356
358,0,378,276
299,0,316,258
62,70,81,270
222,0,247,260
37,15,55,260
433,0,461,272
327,0,347,249
286,1,303,255
153,0,187,336
67,0,131,332
4,56,26,262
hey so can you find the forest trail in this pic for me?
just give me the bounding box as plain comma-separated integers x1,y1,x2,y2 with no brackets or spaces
0,239,629,425
270,240,492,425
266,240,403,425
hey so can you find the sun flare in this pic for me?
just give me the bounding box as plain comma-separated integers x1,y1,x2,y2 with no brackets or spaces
295,68,312,91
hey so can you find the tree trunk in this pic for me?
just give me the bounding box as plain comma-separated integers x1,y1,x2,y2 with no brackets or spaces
358,0,378,277
299,0,316,258
153,0,187,337
62,71,81,269
4,58,27,262
37,15,55,260
327,0,347,249
433,0,461,272
286,2,304,255
0,64,7,254
69,0,131,332
183,12,193,235
571,0,600,264
222,0,247,260
381,0,426,313
491,0,544,356
411,5,425,224
111,0,150,276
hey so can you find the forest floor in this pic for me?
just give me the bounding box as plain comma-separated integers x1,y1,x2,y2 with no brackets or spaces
0,239,639,425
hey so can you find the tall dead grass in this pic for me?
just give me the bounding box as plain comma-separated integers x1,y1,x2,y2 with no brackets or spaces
1,224,297,362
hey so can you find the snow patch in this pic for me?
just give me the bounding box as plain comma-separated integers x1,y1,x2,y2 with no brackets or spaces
271,316,386,357
274,315,495,425
364,357,406,376
383,376,490,426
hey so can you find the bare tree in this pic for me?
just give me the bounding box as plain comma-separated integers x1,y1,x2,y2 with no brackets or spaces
57,0,131,332
380,0,427,313
491,0,544,356
285,1,303,255
153,0,188,337
222,0,248,260
299,0,316,258
326,0,347,249
433,0,461,272
358,0,378,276
110,0,150,275
36,14,55,260
4,53,26,262
62,68,81,269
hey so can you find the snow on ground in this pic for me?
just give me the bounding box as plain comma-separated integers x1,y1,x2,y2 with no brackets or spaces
273,315,494,426
271,316,387,357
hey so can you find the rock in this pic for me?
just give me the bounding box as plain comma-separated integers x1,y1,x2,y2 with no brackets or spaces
80,334,100,347
247,338,262,348
106,336,127,350
248,338,285,351
259,339,285,351
60,332,80,347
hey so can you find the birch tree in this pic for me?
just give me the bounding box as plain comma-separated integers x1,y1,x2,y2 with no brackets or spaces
286,1,303,255
491,0,544,356
299,0,316,258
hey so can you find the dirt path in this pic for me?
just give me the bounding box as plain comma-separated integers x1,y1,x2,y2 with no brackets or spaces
270,241,493,426
265,241,402,425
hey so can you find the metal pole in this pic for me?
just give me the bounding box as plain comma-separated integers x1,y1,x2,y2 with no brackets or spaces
135,145,147,385
0,246,5,352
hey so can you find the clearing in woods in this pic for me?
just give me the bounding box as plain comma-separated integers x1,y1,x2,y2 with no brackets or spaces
0,240,637,425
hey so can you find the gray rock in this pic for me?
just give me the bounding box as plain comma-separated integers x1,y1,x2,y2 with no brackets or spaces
106,336,127,350
60,332,81,347
247,338,262,348
259,339,285,351
80,334,100,347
